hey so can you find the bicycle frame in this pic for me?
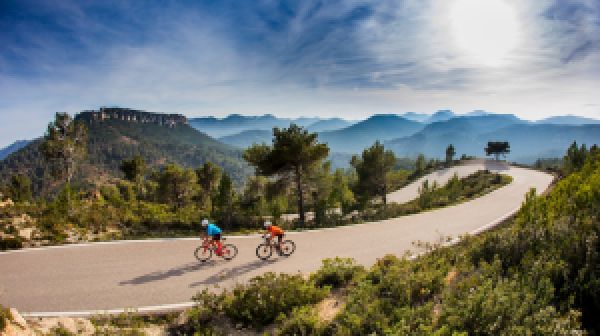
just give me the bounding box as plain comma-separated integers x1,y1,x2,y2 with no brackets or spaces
201,237,218,251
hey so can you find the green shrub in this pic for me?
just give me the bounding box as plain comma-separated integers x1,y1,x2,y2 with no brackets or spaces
224,272,329,329
0,236,22,250
276,305,322,336
0,305,11,331
311,258,365,289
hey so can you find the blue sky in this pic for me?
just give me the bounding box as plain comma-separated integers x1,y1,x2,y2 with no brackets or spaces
1,0,599,146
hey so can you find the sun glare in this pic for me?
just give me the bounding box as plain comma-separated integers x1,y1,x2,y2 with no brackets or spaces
449,0,520,66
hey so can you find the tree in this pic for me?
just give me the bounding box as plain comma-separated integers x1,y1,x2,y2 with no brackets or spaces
351,141,397,206
415,154,426,176
445,144,456,164
485,141,510,160
244,124,329,226
120,156,146,183
240,175,269,217
40,113,88,185
330,168,355,214
307,161,334,225
8,174,32,203
214,172,235,229
156,164,197,208
563,141,588,174
195,162,222,212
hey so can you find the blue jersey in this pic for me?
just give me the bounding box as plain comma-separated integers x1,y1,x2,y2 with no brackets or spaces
207,223,221,236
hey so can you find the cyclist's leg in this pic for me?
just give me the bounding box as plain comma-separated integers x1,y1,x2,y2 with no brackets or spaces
213,234,223,255
276,234,283,253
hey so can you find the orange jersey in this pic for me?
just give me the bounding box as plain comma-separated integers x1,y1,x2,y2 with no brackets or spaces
267,225,284,236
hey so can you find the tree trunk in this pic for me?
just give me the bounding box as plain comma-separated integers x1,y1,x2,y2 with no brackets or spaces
295,166,305,226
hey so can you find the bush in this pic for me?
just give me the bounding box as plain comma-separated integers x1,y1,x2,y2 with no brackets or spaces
0,236,22,250
276,305,322,336
224,272,329,329
311,258,365,289
0,305,11,332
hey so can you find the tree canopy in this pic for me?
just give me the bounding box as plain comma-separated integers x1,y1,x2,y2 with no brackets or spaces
351,141,397,206
244,124,329,225
485,141,510,160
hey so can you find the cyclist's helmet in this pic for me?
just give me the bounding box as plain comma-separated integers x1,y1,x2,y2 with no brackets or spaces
201,219,209,227
264,220,272,228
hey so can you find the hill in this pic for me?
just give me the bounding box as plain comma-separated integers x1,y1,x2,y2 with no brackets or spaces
0,140,30,160
318,114,424,154
0,110,251,194
386,114,600,162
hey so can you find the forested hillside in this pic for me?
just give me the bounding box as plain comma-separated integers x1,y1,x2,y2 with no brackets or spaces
0,118,251,195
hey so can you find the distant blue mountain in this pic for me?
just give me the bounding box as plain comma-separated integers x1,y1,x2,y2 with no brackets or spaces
0,140,31,161
401,112,430,122
319,114,424,154
219,130,272,148
536,115,600,125
427,110,455,123
305,118,354,132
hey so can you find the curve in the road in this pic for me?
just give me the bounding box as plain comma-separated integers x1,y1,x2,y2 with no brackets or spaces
0,161,553,316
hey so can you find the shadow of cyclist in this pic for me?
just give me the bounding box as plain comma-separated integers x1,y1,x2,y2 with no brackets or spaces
189,259,278,287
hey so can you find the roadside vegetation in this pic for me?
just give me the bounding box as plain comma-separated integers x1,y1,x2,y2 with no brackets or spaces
0,116,498,250
164,143,600,335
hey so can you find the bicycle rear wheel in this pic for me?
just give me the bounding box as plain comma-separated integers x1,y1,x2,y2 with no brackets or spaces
221,244,238,260
194,246,212,262
256,243,272,260
279,240,296,256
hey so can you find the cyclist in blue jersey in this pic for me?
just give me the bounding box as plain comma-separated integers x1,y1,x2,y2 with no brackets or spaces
201,219,223,256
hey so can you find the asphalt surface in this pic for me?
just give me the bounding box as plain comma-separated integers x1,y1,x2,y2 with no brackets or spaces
0,161,553,314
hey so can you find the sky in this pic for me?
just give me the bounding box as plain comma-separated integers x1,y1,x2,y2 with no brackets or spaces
1,0,599,147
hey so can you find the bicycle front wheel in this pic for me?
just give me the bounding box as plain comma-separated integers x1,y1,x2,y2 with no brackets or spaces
280,240,296,256
194,246,212,262
221,244,238,260
256,243,272,260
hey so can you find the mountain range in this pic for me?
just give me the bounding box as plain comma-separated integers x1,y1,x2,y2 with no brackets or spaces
211,112,600,163
189,114,354,138
3,109,600,190
386,114,600,162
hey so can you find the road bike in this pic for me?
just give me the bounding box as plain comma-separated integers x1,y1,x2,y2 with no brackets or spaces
194,237,238,262
256,235,296,260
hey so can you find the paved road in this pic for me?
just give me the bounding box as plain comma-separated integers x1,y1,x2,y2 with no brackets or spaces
0,162,553,314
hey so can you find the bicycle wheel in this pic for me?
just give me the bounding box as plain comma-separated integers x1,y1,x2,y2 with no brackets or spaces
194,245,212,262
279,240,296,257
221,244,238,260
256,243,273,260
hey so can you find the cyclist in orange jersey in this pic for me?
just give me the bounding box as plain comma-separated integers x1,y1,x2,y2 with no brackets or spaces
264,221,285,253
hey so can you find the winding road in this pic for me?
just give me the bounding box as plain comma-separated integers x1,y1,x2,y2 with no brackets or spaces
0,161,553,316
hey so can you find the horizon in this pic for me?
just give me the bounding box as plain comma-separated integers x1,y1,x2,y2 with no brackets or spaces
1,0,600,146
2,107,600,147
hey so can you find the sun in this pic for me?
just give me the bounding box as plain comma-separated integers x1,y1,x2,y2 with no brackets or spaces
449,0,520,66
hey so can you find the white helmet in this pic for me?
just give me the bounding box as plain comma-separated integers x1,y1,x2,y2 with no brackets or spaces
201,219,209,227
264,221,272,228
